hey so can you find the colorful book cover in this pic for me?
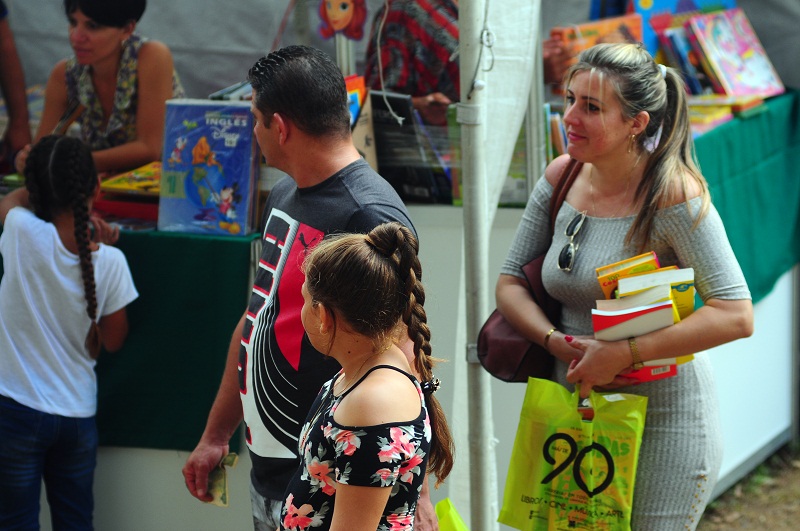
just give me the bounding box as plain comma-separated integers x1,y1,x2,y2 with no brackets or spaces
627,0,738,57
345,74,366,128
101,161,161,196
596,251,661,300
684,8,784,98
689,105,734,135
663,26,716,95
550,13,643,73
158,99,258,236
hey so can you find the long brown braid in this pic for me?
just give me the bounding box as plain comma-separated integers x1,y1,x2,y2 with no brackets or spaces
303,222,454,487
24,135,101,358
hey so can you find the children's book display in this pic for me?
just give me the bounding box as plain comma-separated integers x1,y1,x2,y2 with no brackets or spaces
158,99,258,236
684,8,784,99
626,0,737,57
593,252,695,382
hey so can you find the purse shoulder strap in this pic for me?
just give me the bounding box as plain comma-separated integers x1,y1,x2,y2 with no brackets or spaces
548,158,583,236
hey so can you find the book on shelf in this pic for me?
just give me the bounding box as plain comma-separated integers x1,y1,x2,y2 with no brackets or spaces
351,90,378,170
627,0,737,57
684,8,784,99
660,26,716,96
689,105,734,136
549,13,643,93
549,112,567,157
596,251,661,299
345,74,366,128
687,93,764,107
101,161,161,196
617,266,695,320
158,99,259,236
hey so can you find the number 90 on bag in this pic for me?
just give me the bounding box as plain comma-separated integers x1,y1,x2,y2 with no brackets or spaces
499,378,648,531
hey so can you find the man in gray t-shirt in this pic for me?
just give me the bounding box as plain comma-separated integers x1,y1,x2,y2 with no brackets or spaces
182,45,437,530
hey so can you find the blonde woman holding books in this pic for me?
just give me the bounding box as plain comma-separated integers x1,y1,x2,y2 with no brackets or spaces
496,42,753,530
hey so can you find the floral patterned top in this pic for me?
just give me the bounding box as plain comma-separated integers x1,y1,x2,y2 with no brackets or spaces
281,365,431,530
65,33,185,150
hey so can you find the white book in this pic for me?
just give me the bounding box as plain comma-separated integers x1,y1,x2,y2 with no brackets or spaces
596,284,672,312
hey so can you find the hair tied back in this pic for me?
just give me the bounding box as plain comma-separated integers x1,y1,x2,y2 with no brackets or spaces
421,377,441,395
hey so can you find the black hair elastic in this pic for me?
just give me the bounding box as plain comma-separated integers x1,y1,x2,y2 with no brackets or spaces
421,377,441,395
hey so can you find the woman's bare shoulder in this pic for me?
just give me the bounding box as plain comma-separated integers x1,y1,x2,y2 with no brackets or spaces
336,368,420,426
544,154,573,187
49,59,68,81
137,40,174,68
665,170,705,207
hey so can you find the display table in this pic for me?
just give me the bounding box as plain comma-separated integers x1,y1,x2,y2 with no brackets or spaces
0,229,258,451
695,91,800,303
1,93,798,454
92,230,258,450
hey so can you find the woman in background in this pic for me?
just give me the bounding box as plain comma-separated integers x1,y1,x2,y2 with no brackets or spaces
16,0,184,174
496,43,753,529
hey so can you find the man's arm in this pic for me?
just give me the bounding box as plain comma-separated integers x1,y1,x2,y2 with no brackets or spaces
182,312,247,502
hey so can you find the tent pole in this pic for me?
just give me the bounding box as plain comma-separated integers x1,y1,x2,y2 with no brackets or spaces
459,0,499,529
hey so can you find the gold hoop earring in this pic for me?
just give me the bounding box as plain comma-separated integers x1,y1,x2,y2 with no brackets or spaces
627,133,637,154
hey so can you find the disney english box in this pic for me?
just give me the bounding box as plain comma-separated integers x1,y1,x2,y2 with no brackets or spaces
158,99,258,236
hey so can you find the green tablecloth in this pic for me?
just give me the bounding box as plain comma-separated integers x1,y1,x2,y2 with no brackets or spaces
695,91,800,303
0,229,257,451
92,230,257,450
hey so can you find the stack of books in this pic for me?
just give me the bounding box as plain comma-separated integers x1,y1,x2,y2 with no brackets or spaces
593,252,696,382
648,6,783,100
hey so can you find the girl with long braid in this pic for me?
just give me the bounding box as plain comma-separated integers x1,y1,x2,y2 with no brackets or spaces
280,221,453,529
0,135,138,528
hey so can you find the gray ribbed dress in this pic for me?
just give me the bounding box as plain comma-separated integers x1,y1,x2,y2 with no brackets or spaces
501,176,751,531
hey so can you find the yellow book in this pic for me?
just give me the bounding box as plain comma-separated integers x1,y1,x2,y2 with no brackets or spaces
596,251,661,300
101,161,161,196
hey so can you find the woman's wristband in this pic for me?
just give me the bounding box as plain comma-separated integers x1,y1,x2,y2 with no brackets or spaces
543,328,557,349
